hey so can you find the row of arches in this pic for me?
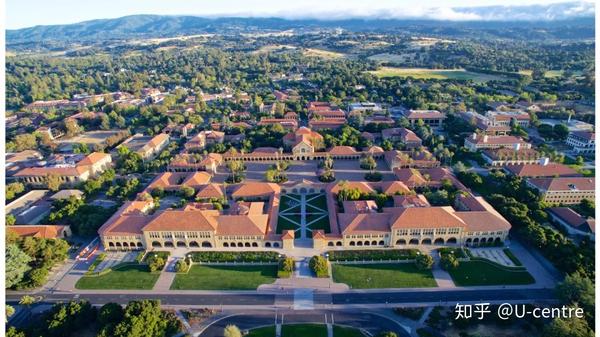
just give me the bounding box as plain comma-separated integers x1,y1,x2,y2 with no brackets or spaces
151,241,212,248
283,187,325,194
465,237,502,246
108,242,144,249
327,241,344,247
348,240,386,247
395,237,458,245
223,242,259,248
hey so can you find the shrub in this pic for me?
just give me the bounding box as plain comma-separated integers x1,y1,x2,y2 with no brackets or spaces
438,247,468,259
277,257,295,278
309,255,329,278
318,169,336,182
440,254,459,271
415,254,434,270
145,253,169,272
364,172,383,182
175,259,189,273
327,249,419,261
394,307,426,321
135,251,146,263
223,325,242,337
190,251,280,263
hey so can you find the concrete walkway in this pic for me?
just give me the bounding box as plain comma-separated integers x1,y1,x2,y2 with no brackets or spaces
507,240,558,287
431,255,455,288
153,257,177,291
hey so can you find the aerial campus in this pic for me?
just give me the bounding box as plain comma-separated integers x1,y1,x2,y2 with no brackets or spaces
4,2,597,337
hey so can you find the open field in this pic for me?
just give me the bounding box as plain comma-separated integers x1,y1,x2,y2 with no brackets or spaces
170,264,278,290
303,48,346,59
56,130,122,146
332,263,437,289
368,67,506,82
367,53,416,63
252,44,298,54
448,259,535,286
75,263,159,290
517,69,583,78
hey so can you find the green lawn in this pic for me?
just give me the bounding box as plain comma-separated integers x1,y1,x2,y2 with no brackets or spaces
246,325,277,337
333,325,366,337
332,263,437,289
282,324,328,337
170,264,278,290
306,194,328,210
75,263,160,290
448,259,535,286
246,324,363,337
306,214,331,233
276,215,301,233
280,195,301,211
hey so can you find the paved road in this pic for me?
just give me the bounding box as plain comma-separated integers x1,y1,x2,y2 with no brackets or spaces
199,310,411,337
6,288,556,307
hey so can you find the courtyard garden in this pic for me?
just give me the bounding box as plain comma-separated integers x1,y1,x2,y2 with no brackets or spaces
276,193,330,239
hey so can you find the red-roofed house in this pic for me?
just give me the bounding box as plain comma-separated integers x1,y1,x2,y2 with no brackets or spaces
526,177,595,204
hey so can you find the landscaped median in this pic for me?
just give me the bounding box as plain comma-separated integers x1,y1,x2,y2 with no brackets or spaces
327,249,437,289
170,251,287,290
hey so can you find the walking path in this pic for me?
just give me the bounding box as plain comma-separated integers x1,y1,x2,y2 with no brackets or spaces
153,257,177,291
431,254,455,288
293,289,314,310
278,193,328,240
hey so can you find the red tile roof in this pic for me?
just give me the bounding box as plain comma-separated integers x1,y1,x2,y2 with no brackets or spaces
504,163,580,177
9,225,68,239
527,177,595,191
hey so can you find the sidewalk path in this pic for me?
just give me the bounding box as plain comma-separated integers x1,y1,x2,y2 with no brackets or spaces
153,257,177,291
431,255,455,288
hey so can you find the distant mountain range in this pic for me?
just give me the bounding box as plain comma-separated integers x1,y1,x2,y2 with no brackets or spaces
6,2,595,44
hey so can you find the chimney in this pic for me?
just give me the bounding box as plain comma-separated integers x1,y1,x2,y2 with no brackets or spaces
483,135,489,143
472,133,477,140
539,157,550,166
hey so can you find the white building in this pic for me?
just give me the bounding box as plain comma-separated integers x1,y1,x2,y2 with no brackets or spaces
566,131,595,154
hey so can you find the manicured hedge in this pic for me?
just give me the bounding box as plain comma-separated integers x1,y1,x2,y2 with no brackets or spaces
143,251,170,263
327,249,419,262
190,251,281,263
438,247,469,259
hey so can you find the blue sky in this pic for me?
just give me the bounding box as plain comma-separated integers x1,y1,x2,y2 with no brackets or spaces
6,0,594,29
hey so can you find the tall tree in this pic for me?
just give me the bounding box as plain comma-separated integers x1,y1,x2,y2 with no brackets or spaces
6,245,32,288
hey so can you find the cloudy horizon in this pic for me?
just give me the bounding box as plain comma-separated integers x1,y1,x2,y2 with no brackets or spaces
6,0,595,29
